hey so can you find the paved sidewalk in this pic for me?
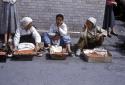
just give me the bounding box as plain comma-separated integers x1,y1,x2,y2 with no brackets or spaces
0,21,125,85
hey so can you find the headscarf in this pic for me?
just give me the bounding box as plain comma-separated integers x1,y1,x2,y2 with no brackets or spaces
20,17,33,28
87,17,97,27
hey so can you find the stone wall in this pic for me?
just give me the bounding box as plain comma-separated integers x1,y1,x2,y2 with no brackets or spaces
0,0,106,33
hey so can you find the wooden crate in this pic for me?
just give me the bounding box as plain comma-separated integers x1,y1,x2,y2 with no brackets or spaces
13,50,37,55
49,52,68,60
13,50,37,61
48,47,68,60
83,49,112,63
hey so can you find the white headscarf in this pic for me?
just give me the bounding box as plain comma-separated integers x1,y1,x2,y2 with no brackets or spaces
87,17,97,26
20,17,33,28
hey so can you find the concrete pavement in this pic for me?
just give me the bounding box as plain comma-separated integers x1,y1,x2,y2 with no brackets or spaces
0,21,125,85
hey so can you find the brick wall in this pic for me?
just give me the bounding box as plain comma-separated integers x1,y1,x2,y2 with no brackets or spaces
0,0,106,33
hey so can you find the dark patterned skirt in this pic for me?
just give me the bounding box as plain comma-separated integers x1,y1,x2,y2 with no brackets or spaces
0,2,18,34
103,5,115,30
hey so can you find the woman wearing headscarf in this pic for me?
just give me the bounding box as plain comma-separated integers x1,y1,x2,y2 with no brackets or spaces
76,17,107,56
13,17,42,51
0,0,18,46
103,0,118,37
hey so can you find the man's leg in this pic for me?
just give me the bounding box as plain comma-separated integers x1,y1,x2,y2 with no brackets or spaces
76,37,86,56
4,33,8,45
77,37,86,50
43,32,52,47
60,35,76,57
110,6,118,36
60,35,71,52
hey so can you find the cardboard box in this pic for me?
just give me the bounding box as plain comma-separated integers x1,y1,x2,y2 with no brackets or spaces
83,49,112,63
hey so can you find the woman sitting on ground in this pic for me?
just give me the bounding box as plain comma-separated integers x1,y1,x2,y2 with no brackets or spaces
14,17,42,52
76,17,107,56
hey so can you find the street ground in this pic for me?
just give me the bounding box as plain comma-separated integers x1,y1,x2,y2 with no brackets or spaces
0,21,125,85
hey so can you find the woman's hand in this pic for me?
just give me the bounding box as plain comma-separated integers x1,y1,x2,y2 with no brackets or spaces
34,43,39,52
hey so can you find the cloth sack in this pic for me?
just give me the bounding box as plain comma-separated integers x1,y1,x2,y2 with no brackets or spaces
50,45,62,54
17,43,35,51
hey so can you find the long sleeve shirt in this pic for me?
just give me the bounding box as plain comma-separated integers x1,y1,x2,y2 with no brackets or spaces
3,0,16,4
81,26,107,38
49,23,68,36
106,0,116,5
14,26,41,47
80,26,107,45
